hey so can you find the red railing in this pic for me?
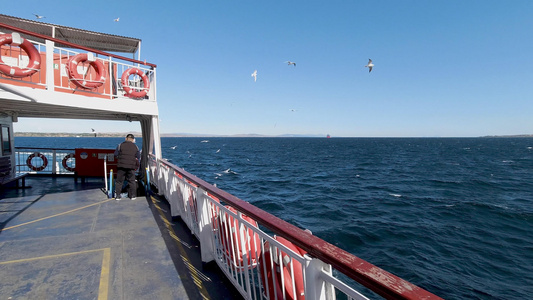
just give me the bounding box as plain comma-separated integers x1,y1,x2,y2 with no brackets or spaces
0,22,156,68
0,22,156,101
151,155,443,300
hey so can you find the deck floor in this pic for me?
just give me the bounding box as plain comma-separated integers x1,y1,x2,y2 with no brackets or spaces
0,176,242,300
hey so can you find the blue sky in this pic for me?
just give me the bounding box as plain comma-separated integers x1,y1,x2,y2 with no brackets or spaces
4,1,533,137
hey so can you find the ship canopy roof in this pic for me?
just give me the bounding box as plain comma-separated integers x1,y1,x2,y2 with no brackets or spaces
0,14,140,54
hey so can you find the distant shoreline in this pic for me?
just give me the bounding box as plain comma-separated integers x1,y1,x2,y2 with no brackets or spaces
14,132,140,138
14,132,533,138
14,132,325,138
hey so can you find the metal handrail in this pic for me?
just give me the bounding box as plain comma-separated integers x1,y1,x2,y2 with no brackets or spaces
0,22,156,68
15,147,75,151
1,26,156,101
148,154,443,300
15,148,75,175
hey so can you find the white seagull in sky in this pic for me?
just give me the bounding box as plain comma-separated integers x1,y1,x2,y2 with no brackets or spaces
114,17,120,22
364,59,374,73
251,70,257,82
33,14,45,19
286,61,296,67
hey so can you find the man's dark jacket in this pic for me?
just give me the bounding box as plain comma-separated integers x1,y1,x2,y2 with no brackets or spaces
115,141,140,169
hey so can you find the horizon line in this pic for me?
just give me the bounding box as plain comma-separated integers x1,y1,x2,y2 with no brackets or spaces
13,132,533,138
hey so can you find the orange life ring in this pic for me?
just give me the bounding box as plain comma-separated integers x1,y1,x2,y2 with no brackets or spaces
0,33,41,78
26,152,48,172
218,206,261,272
66,53,106,89
259,236,306,300
121,67,150,98
62,153,75,172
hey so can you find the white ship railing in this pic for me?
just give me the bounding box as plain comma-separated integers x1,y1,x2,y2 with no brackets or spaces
15,147,76,175
148,154,443,300
0,23,156,101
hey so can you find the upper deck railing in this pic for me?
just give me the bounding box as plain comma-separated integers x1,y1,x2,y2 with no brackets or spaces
148,154,444,300
15,147,75,175
0,22,156,101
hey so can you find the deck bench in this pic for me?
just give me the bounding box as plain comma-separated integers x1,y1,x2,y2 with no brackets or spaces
0,156,29,189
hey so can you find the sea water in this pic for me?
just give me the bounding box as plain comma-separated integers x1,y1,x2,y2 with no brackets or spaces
15,137,533,299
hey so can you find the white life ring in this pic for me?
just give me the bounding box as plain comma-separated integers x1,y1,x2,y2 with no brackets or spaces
26,152,48,171
62,153,75,172
0,33,41,78
121,67,150,98
66,53,106,89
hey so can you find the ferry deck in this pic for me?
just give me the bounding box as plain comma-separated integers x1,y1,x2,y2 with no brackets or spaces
0,175,241,299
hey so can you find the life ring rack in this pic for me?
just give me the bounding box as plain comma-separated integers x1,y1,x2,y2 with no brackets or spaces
121,67,150,98
66,53,107,89
26,152,48,172
0,32,41,78
259,236,306,300
62,153,75,172
218,205,261,272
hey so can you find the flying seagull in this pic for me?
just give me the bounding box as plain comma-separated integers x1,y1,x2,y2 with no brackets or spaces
33,14,45,19
364,59,374,72
251,70,257,82
114,17,120,22
286,61,296,67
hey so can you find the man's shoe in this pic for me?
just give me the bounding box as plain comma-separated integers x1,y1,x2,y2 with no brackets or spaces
131,197,137,201
115,197,121,201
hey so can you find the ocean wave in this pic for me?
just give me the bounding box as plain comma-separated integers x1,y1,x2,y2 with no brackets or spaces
153,137,533,299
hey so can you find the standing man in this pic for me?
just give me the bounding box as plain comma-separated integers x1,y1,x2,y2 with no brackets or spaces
114,133,140,200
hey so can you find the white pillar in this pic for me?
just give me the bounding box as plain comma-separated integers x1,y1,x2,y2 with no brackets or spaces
45,40,55,91
151,115,162,160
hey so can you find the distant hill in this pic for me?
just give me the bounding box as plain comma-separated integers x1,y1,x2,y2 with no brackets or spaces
16,132,533,138
15,132,328,138
481,134,533,138
15,132,140,137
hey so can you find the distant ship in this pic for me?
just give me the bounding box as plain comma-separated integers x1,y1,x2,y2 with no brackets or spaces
327,134,331,138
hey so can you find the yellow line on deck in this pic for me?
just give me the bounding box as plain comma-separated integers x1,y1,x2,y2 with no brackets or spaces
0,248,111,299
150,195,212,299
0,248,107,264
98,248,111,300
1,198,114,231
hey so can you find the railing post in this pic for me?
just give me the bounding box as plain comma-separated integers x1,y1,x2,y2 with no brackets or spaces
304,255,336,300
108,169,114,198
15,151,20,174
52,150,57,174
145,167,150,192
197,187,215,263
104,155,108,193
150,67,156,101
